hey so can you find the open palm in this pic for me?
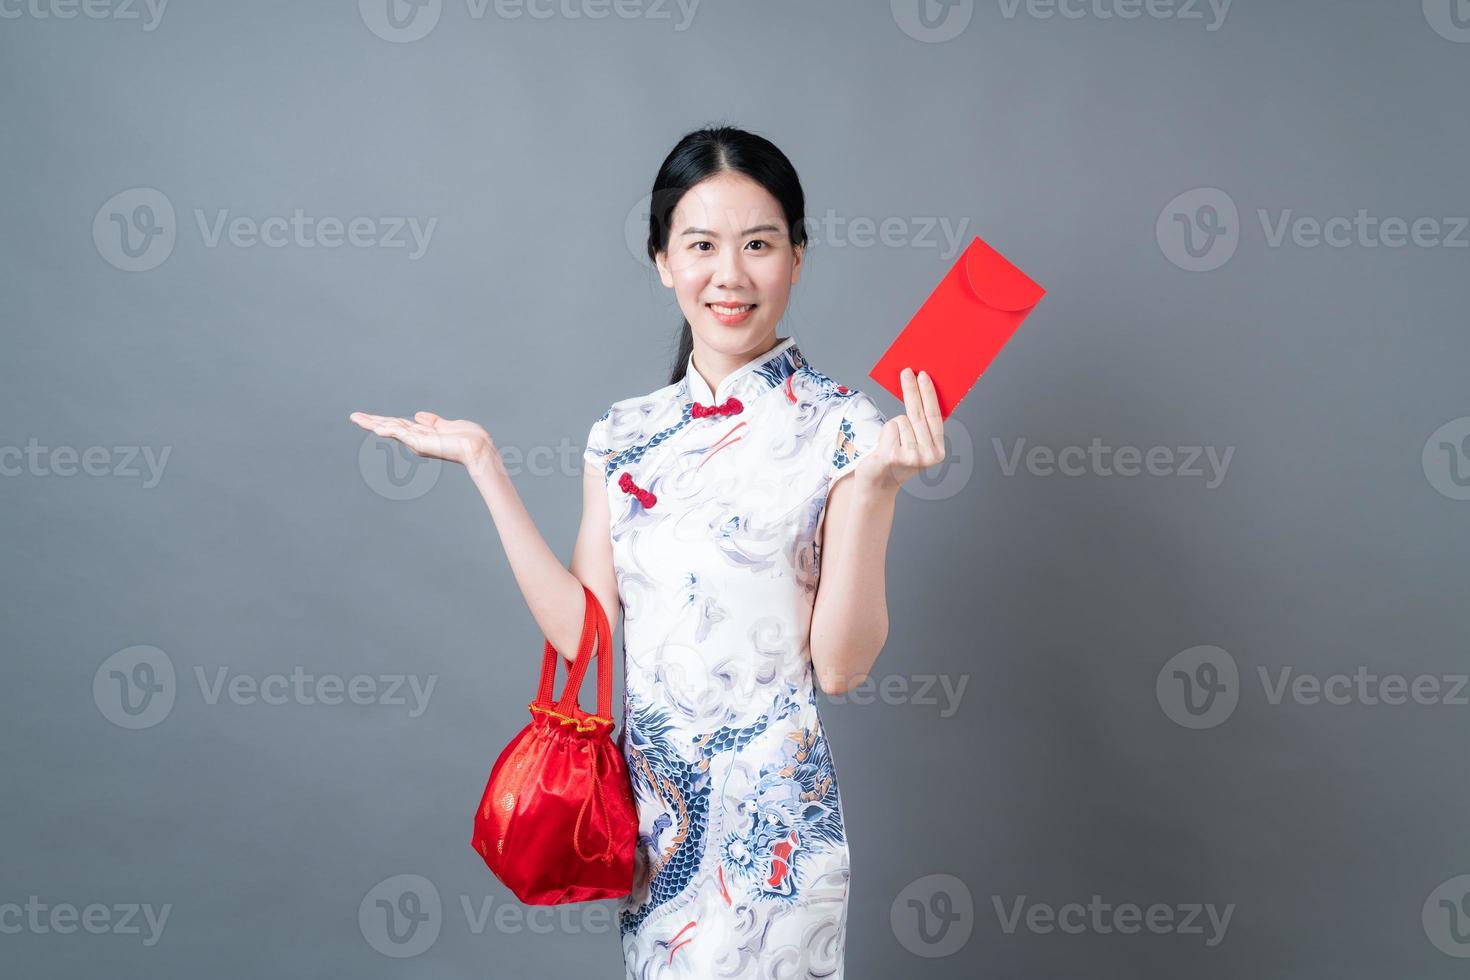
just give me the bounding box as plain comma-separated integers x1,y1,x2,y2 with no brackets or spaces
348,410,493,469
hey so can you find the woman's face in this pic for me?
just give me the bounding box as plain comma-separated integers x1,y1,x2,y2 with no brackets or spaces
654,171,803,360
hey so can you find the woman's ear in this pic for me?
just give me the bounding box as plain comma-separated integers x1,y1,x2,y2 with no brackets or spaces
654,249,674,289
790,242,803,286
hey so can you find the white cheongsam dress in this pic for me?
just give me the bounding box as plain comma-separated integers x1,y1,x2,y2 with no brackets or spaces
582,334,889,980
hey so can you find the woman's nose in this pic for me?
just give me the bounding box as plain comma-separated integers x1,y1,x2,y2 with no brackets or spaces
713,247,747,285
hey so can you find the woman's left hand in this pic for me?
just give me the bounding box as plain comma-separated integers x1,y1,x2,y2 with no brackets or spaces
855,367,947,493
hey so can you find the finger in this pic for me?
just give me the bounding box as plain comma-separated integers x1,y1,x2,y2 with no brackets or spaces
893,415,917,455
900,368,937,460
415,411,443,427
353,413,406,429
365,418,418,443
916,370,944,458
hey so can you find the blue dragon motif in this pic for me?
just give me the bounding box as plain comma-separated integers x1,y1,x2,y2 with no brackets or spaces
718,694,846,902
619,684,802,937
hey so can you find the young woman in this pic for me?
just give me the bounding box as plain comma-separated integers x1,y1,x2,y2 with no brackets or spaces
350,125,943,978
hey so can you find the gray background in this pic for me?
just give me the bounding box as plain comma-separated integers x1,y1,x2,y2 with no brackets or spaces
3,0,1469,976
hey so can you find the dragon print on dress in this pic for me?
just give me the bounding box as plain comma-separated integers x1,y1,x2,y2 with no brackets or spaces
619,684,803,938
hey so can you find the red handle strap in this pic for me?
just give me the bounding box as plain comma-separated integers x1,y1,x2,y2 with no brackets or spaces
533,583,613,722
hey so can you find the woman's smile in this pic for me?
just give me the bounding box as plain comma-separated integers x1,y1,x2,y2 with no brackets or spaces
707,301,757,325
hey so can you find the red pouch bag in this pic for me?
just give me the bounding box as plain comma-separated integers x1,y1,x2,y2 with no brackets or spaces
471,583,637,904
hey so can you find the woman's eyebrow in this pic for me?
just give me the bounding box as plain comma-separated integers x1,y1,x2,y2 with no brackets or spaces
679,224,782,237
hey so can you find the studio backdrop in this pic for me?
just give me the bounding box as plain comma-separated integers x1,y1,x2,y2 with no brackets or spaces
3,1,1468,977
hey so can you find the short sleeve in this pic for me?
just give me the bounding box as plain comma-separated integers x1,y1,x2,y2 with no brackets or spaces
583,408,613,483
826,390,888,485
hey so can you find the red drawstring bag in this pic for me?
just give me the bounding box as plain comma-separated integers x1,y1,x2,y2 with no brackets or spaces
471,583,637,904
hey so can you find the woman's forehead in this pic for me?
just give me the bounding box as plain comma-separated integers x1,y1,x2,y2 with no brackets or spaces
674,176,785,233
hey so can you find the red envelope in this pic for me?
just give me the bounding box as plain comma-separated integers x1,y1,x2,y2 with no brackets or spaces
869,235,1045,419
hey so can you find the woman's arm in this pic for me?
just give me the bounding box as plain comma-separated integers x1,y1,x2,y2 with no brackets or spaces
465,449,620,664
348,409,618,665
809,471,898,694
808,367,943,694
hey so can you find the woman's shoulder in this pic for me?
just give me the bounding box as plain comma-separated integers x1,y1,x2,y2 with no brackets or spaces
584,378,685,455
590,378,682,424
789,363,888,426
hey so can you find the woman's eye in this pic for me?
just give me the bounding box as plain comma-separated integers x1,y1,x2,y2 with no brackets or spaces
691,241,712,252
747,240,768,251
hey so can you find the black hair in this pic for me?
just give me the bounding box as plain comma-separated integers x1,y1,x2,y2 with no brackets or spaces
645,125,808,386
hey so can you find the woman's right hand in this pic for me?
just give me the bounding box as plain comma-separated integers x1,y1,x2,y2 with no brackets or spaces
349,410,496,471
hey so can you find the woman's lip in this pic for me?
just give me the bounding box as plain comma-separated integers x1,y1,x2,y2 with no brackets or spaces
708,303,756,324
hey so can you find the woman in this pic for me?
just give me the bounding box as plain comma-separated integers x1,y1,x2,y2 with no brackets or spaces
350,125,943,978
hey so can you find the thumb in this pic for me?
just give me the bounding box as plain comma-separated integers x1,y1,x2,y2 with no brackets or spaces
414,411,443,426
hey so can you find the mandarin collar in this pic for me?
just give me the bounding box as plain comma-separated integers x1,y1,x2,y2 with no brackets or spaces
681,335,802,407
